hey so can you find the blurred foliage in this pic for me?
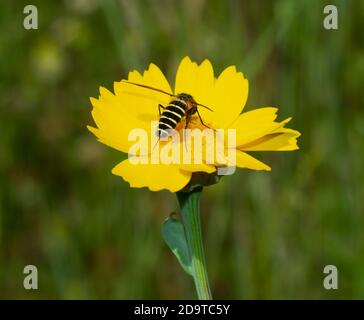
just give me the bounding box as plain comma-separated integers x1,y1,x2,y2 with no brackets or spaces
0,0,363,299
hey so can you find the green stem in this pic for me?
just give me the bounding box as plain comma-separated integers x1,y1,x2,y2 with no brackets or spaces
177,187,212,300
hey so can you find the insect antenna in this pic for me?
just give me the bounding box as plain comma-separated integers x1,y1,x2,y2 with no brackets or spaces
152,136,161,152
122,80,214,112
122,80,176,98
196,103,214,112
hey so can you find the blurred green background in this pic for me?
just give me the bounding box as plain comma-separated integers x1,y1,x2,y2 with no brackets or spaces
0,0,363,299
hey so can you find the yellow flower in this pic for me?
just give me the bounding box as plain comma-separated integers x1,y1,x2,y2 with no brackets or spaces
88,56,300,192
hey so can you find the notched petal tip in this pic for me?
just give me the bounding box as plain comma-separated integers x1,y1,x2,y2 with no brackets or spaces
184,55,192,60
282,117,292,125
235,150,272,171
128,70,142,80
224,65,237,72
219,64,246,79
113,80,121,93
177,56,197,73
98,86,116,102
89,97,98,107
86,125,97,133
147,62,160,71
98,86,105,94
200,58,214,70
181,56,192,64
201,58,212,65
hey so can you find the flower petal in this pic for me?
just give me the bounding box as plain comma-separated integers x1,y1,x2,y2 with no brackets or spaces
88,93,142,153
230,108,293,147
89,63,173,153
114,63,172,125
240,128,301,151
234,150,271,171
175,57,206,96
210,66,249,128
112,159,191,192
178,163,216,174
174,57,248,129
174,57,215,113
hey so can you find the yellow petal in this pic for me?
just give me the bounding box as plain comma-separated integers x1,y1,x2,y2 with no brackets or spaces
156,137,217,174
210,66,249,128
174,57,248,129
87,126,127,153
230,108,292,147
113,63,172,125
89,63,173,153
234,150,271,171
88,93,142,153
112,159,191,192
175,57,205,96
178,163,216,174
174,57,215,114
240,128,301,151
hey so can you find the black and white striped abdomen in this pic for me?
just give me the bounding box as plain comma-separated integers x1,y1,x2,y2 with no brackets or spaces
157,99,187,137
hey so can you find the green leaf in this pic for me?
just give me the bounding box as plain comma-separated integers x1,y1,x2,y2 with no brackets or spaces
162,216,192,276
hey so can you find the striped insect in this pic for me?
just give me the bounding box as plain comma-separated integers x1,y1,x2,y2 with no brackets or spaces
122,81,213,139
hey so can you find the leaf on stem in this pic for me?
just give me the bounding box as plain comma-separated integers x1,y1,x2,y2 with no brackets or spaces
162,215,192,276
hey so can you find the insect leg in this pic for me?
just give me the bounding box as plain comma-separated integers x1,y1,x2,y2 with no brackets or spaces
185,114,191,130
183,114,192,152
152,136,160,153
196,109,211,129
158,104,165,116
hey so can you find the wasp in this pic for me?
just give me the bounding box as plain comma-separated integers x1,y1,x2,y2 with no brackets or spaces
122,81,213,138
